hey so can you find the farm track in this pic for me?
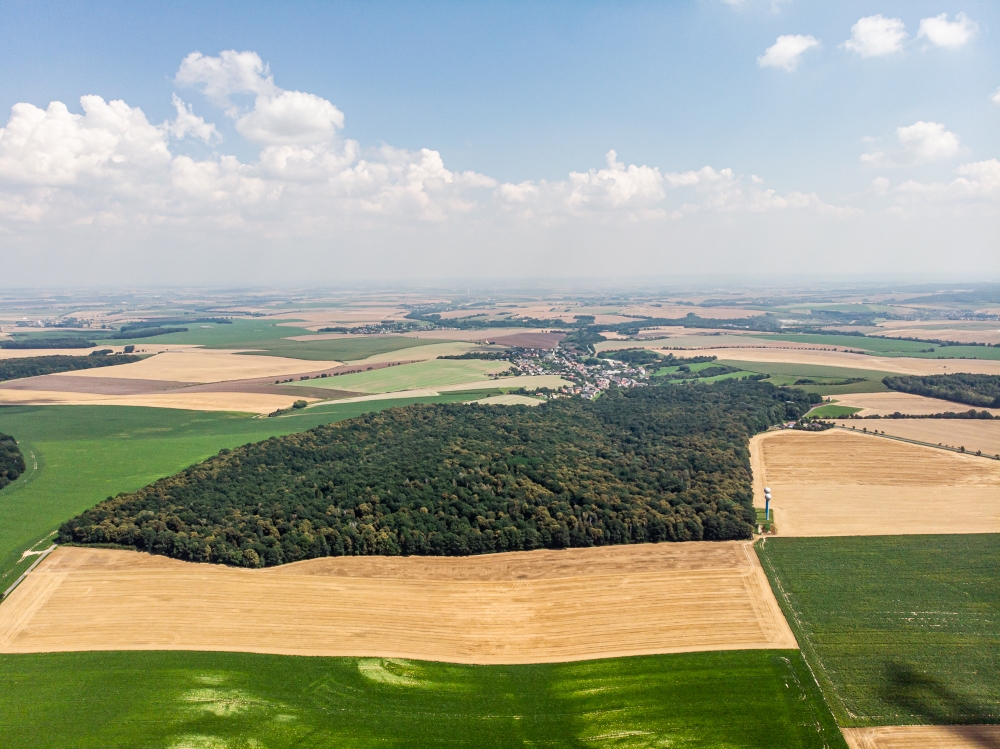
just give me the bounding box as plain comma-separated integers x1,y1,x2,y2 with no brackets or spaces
0,542,796,663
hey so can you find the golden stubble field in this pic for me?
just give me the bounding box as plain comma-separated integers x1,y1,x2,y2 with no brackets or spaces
750,429,1000,536
833,419,1000,458
842,725,1000,749
832,391,1000,417
0,542,796,664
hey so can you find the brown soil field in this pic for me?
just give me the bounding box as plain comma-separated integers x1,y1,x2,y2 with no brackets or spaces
842,725,1000,749
0,543,796,663
656,347,1000,376
64,349,338,382
0,374,190,395
833,419,1000,458
490,332,565,348
833,392,1000,416
750,429,1000,536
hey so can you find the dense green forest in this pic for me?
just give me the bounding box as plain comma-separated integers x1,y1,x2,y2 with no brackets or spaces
883,373,1000,408
0,354,141,383
0,433,25,490
59,381,812,566
0,337,96,349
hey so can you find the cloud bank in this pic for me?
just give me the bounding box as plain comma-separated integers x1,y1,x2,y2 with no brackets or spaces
0,50,996,284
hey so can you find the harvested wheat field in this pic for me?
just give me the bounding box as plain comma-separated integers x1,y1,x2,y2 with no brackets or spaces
64,349,338,382
842,725,1000,749
0,388,313,413
833,419,1000,458
832,391,1000,417
750,429,1000,536
0,542,796,663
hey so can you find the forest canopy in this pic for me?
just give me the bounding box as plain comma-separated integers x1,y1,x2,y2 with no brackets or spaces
883,373,1000,408
0,433,26,490
0,354,141,383
59,381,813,567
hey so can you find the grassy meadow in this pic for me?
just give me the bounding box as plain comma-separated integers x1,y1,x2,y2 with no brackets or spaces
718,360,893,395
0,650,846,749
293,358,510,393
0,394,490,587
757,535,1000,726
805,404,861,418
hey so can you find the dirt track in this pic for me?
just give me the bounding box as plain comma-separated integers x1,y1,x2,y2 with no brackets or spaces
842,725,1000,749
0,543,796,663
750,429,1000,536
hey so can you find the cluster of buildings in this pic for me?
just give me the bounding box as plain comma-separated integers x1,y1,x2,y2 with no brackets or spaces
504,349,651,398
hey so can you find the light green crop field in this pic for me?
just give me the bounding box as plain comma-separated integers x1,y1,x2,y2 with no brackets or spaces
293,358,511,393
0,393,489,587
757,535,1000,727
97,319,316,348
718,360,893,395
0,650,846,749
756,334,1000,360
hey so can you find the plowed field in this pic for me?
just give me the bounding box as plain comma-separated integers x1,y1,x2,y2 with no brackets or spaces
0,542,796,663
750,429,1000,536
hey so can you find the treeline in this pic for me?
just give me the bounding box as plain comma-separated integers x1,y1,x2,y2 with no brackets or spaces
0,354,141,383
108,327,187,339
599,350,718,366
843,409,996,420
0,337,96,349
0,433,25,490
883,373,1000,408
59,380,814,567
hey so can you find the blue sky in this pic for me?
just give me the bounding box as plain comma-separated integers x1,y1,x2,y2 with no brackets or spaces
0,1,997,284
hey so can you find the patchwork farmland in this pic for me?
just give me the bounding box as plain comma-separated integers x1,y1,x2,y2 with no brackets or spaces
2,289,1000,748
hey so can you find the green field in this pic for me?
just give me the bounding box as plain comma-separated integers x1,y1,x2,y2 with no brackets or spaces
805,404,861,418
718,360,892,395
757,535,1000,726
0,394,489,587
97,320,453,363
756,334,1000,360
0,650,846,748
295,358,510,394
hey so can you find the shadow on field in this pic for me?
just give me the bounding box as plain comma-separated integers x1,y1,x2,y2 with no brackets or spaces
882,663,1000,747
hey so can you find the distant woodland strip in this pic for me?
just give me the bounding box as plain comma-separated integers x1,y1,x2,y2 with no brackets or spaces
0,337,96,349
883,373,1000,408
60,380,813,567
0,433,25,490
0,354,141,382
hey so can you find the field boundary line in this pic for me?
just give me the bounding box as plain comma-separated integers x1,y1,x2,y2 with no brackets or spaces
831,425,1000,461
2,545,56,600
754,539,854,727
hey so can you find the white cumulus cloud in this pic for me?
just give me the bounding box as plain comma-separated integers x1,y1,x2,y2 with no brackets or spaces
168,94,220,144
758,35,820,71
177,50,344,146
991,87,1000,105
844,15,907,57
917,13,978,49
862,121,960,166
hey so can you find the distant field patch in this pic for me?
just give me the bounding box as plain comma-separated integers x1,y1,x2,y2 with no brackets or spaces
0,542,796,661
242,335,448,362
0,649,845,749
832,419,1000,458
757,334,1000,360
757,535,1000,727
291,358,511,393
833,391,1000,417
718,360,893,395
750,429,1000,536
807,404,861,418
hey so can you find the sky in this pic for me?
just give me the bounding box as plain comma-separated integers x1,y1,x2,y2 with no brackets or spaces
0,0,997,287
